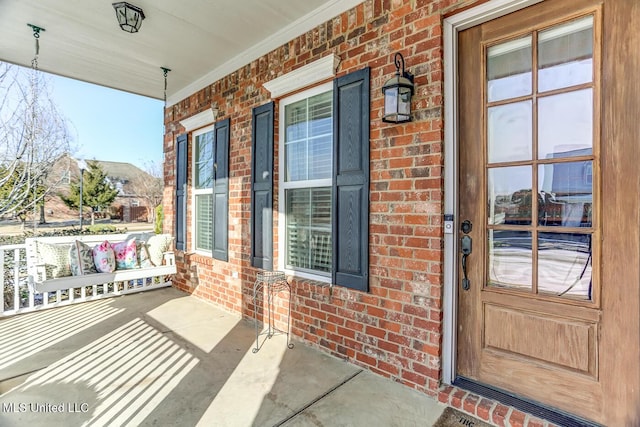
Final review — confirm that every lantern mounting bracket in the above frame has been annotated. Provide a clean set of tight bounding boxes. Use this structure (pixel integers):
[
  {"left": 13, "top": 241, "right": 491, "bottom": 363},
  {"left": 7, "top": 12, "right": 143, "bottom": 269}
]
[{"left": 393, "top": 52, "right": 414, "bottom": 88}]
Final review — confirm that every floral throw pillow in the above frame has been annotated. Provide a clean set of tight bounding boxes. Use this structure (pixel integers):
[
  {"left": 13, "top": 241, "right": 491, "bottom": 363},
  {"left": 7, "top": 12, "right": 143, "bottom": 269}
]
[
  {"left": 146, "top": 234, "right": 174, "bottom": 266},
  {"left": 92, "top": 240, "right": 116, "bottom": 273},
  {"left": 37, "top": 241, "right": 72, "bottom": 279},
  {"left": 69, "top": 240, "right": 98, "bottom": 276},
  {"left": 111, "top": 238, "right": 138, "bottom": 270}
]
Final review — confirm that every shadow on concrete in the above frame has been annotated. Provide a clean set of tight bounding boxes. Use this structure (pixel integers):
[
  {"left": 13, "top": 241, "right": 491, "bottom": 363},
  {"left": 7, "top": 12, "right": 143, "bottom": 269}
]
[{"left": 0, "top": 287, "right": 444, "bottom": 427}]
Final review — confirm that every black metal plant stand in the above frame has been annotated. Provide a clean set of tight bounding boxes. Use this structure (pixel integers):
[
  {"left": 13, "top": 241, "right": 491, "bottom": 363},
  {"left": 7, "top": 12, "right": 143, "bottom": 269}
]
[{"left": 252, "top": 271, "right": 294, "bottom": 353}]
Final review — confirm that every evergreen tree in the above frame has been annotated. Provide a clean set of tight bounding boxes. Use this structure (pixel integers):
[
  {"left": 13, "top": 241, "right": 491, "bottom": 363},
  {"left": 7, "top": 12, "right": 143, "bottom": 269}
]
[
  {"left": 60, "top": 161, "right": 118, "bottom": 225},
  {"left": 0, "top": 164, "right": 45, "bottom": 229}
]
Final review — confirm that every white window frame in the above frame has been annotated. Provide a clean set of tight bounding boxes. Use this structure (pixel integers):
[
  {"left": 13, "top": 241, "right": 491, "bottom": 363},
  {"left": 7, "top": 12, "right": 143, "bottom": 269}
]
[
  {"left": 192, "top": 125, "right": 214, "bottom": 255},
  {"left": 278, "top": 81, "right": 333, "bottom": 283}
]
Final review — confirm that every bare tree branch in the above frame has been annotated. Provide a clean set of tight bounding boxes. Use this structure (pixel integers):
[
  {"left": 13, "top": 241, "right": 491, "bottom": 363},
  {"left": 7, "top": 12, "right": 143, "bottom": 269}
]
[
  {"left": 0, "top": 62, "right": 73, "bottom": 217},
  {"left": 128, "top": 160, "right": 164, "bottom": 223}
]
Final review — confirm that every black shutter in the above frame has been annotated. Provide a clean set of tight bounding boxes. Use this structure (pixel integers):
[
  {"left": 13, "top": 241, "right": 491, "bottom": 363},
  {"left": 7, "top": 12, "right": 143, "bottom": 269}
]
[
  {"left": 212, "top": 118, "right": 230, "bottom": 261},
  {"left": 251, "top": 102, "right": 274, "bottom": 270},
  {"left": 175, "top": 133, "right": 188, "bottom": 251},
  {"left": 332, "top": 67, "right": 370, "bottom": 292}
]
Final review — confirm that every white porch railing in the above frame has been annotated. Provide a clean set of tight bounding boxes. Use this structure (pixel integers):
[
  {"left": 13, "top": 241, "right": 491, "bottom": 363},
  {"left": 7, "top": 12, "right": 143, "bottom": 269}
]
[
  {"left": 1, "top": 243, "right": 171, "bottom": 318},
  {"left": 1, "top": 243, "right": 30, "bottom": 316}
]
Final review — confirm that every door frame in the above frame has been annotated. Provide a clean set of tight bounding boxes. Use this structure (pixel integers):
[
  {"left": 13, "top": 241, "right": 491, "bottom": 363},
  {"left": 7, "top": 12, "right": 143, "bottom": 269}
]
[{"left": 441, "top": 0, "right": 544, "bottom": 384}]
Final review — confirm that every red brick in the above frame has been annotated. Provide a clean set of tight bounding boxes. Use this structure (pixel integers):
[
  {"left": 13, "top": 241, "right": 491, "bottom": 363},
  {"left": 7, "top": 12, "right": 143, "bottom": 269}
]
[
  {"left": 463, "top": 393, "right": 479, "bottom": 415},
  {"left": 508, "top": 409, "right": 526, "bottom": 427},
  {"left": 378, "top": 339, "right": 399, "bottom": 353},
  {"left": 401, "top": 370, "right": 427, "bottom": 387},
  {"left": 412, "top": 362, "right": 438, "bottom": 380},
  {"left": 491, "top": 404, "right": 510, "bottom": 427},
  {"left": 450, "top": 388, "right": 466, "bottom": 408},
  {"left": 355, "top": 352, "right": 377, "bottom": 367},
  {"left": 525, "top": 416, "right": 546, "bottom": 427},
  {"left": 377, "top": 360, "right": 400, "bottom": 376},
  {"left": 438, "top": 385, "right": 454, "bottom": 404},
  {"left": 476, "top": 398, "right": 494, "bottom": 421}
]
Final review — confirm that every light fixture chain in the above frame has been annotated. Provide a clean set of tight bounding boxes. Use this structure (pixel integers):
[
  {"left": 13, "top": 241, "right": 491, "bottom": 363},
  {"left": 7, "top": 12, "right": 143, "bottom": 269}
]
[
  {"left": 27, "top": 24, "right": 45, "bottom": 72},
  {"left": 161, "top": 67, "right": 171, "bottom": 104}
]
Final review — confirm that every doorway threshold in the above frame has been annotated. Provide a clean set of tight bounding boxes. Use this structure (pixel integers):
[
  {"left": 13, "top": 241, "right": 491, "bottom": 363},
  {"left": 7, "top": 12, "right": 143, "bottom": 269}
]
[{"left": 453, "top": 376, "right": 602, "bottom": 427}]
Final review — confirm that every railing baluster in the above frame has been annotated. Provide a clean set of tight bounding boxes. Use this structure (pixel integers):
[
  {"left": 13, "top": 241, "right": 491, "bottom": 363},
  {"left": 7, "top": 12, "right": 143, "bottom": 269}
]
[
  {"left": 27, "top": 247, "right": 34, "bottom": 309},
  {"left": 13, "top": 248, "right": 20, "bottom": 310}
]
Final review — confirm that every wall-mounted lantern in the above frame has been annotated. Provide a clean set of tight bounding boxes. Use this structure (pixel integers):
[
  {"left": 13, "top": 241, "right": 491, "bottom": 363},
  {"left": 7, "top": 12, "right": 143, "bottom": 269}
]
[
  {"left": 112, "top": 2, "right": 145, "bottom": 33},
  {"left": 382, "top": 53, "right": 415, "bottom": 123}
]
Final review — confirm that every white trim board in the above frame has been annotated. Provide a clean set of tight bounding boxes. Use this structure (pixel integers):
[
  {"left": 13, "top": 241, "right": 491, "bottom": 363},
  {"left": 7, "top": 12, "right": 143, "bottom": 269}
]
[
  {"left": 441, "top": 0, "right": 543, "bottom": 385},
  {"left": 263, "top": 54, "right": 339, "bottom": 99},
  {"left": 179, "top": 109, "right": 216, "bottom": 133}
]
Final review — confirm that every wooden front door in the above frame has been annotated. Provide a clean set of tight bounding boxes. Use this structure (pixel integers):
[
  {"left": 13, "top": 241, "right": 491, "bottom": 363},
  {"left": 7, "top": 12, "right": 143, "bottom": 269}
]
[{"left": 456, "top": 0, "right": 640, "bottom": 424}]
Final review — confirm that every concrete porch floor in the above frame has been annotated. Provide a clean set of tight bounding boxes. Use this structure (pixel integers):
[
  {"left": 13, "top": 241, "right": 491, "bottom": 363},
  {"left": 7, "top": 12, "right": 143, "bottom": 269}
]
[{"left": 0, "top": 287, "right": 445, "bottom": 426}]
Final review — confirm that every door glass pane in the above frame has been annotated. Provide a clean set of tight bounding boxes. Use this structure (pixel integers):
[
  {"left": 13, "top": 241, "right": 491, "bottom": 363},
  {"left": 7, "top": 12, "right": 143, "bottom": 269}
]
[
  {"left": 538, "top": 16, "right": 593, "bottom": 92},
  {"left": 538, "top": 233, "right": 592, "bottom": 300},
  {"left": 538, "top": 162, "right": 593, "bottom": 227},
  {"left": 488, "top": 230, "right": 532, "bottom": 290},
  {"left": 538, "top": 89, "right": 592, "bottom": 159},
  {"left": 488, "top": 101, "right": 532, "bottom": 163},
  {"left": 487, "top": 36, "right": 532, "bottom": 102},
  {"left": 488, "top": 166, "right": 532, "bottom": 225}
]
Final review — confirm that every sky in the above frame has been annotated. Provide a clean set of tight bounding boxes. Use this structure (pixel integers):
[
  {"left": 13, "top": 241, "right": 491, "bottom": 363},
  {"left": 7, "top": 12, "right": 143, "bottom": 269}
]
[{"left": 49, "top": 73, "right": 164, "bottom": 171}]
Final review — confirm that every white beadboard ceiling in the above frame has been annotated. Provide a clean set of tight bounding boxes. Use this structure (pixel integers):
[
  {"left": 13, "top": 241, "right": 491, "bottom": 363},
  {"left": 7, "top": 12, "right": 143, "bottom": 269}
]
[{"left": 0, "top": 0, "right": 363, "bottom": 106}]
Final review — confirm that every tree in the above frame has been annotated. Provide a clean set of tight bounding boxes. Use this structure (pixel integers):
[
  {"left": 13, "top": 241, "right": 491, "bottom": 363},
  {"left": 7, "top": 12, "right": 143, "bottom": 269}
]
[
  {"left": 0, "top": 164, "right": 45, "bottom": 229},
  {"left": 0, "top": 62, "right": 73, "bottom": 218},
  {"left": 60, "top": 161, "right": 118, "bottom": 225},
  {"left": 130, "top": 160, "right": 164, "bottom": 223}
]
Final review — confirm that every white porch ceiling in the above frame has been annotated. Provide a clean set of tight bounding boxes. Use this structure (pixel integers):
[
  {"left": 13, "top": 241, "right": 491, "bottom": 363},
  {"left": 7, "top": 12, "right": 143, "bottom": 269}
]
[{"left": 0, "top": 0, "right": 362, "bottom": 106}]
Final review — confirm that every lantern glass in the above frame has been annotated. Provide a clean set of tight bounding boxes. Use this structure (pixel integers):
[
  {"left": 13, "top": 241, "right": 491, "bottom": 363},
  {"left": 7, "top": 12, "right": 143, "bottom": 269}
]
[
  {"left": 382, "top": 78, "right": 413, "bottom": 123},
  {"left": 398, "top": 86, "right": 412, "bottom": 116},
  {"left": 384, "top": 86, "right": 399, "bottom": 120},
  {"left": 112, "top": 2, "right": 145, "bottom": 33}
]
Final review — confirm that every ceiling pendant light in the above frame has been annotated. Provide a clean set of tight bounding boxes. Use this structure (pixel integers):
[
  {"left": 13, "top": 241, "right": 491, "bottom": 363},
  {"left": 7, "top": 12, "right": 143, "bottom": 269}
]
[{"left": 112, "top": 2, "right": 145, "bottom": 33}]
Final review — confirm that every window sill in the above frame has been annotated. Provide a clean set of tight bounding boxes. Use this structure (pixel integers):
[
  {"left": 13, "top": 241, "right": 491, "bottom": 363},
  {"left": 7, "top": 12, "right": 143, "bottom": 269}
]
[
  {"left": 283, "top": 268, "right": 331, "bottom": 285},
  {"left": 185, "top": 251, "right": 214, "bottom": 266}
]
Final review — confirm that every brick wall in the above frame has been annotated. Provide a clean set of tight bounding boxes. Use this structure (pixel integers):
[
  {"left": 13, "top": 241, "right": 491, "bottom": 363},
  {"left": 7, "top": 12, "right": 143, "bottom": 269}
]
[{"left": 163, "top": 0, "right": 471, "bottom": 397}]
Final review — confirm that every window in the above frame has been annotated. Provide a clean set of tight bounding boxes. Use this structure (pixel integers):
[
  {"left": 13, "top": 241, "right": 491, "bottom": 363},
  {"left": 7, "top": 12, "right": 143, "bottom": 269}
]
[
  {"left": 193, "top": 126, "right": 214, "bottom": 253},
  {"left": 188, "top": 119, "right": 230, "bottom": 260},
  {"left": 280, "top": 83, "right": 333, "bottom": 279},
  {"left": 275, "top": 68, "right": 369, "bottom": 291}
]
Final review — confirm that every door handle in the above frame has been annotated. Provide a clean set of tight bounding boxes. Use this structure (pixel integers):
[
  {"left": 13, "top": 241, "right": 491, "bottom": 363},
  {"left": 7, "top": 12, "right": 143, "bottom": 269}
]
[{"left": 461, "top": 235, "right": 472, "bottom": 290}]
